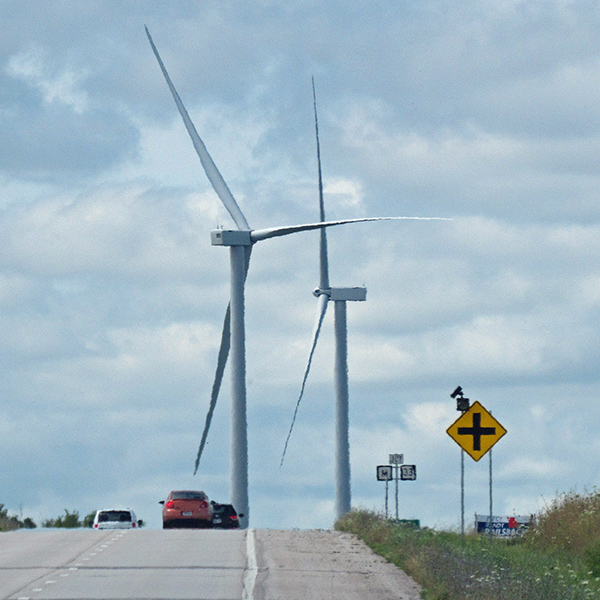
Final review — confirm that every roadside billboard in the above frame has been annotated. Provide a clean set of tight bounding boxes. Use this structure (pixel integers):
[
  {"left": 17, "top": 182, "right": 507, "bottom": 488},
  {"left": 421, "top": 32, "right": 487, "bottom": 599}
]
[{"left": 475, "top": 515, "right": 532, "bottom": 537}]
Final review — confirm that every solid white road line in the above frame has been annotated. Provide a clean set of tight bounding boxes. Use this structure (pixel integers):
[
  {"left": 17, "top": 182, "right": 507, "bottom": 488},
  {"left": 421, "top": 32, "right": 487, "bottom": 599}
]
[{"left": 243, "top": 528, "right": 258, "bottom": 600}]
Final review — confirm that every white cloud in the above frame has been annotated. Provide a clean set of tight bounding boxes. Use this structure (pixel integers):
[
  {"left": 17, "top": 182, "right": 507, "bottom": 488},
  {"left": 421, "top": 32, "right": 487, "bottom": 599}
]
[
  {"left": 323, "top": 178, "right": 364, "bottom": 212},
  {"left": 6, "top": 47, "right": 89, "bottom": 113}
]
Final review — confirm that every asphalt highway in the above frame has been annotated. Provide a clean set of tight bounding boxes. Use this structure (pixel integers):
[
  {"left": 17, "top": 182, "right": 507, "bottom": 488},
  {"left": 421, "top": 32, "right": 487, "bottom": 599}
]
[{"left": 0, "top": 528, "right": 421, "bottom": 600}]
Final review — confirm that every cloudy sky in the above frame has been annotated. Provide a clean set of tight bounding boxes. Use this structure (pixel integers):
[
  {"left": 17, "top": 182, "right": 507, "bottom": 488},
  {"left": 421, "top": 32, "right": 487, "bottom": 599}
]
[{"left": 1, "top": 0, "right": 600, "bottom": 530}]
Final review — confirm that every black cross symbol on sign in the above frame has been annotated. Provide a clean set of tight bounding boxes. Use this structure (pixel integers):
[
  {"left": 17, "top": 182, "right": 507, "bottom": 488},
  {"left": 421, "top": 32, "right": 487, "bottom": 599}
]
[
  {"left": 447, "top": 401, "right": 506, "bottom": 461},
  {"left": 457, "top": 412, "right": 496, "bottom": 451}
]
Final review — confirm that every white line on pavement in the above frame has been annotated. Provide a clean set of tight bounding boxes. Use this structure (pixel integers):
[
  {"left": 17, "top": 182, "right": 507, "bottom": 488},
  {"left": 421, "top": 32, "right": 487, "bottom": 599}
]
[{"left": 243, "top": 528, "right": 258, "bottom": 600}]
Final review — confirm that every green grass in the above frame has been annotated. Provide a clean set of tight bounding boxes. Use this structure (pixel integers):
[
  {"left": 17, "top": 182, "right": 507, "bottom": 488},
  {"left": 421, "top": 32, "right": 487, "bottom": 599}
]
[{"left": 335, "top": 491, "right": 600, "bottom": 600}]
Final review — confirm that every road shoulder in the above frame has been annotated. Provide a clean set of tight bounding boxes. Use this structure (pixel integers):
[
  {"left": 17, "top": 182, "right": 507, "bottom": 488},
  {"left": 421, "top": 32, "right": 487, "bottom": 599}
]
[{"left": 253, "top": 529, "right": 422, "bottom": 600}]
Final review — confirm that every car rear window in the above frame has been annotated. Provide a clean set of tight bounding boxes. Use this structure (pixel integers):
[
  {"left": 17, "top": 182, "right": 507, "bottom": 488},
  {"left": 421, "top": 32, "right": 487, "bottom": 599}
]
[
  {"left": 212, "top": 504, "right": 236, "bottom": 516},
  {"left": 98, "top": 511, "right": 132, "bottom": 522},
  {"left": 170, "top": 491, "right": 207, "bottom": 501}
]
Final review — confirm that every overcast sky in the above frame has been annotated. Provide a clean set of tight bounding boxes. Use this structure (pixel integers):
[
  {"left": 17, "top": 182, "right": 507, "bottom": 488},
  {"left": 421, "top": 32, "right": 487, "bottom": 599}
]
[{"left": 1, "top": 0, "right": 600, "bottom": 530}]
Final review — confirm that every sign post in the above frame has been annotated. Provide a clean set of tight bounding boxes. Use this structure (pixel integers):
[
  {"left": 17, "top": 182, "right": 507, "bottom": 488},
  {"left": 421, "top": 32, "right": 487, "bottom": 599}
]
[
  {"left": 489, "top": 448, "right": 493, "bottom": 541},
  {"left": 389, "top": 454, "right": 404, "bottom": 519},
  {"left": 450, "top": 386, "right": 470, "bottom": 536},
  {"left": 461, "top": 448, "right": 465, "bottom": 536},
  {"left": 377, "top": 461, "right": 415, "bottom": 520},
  {"left": 447, "top": 400, "right": 507, "bottom": 539},
  {"left": 377, "top": 465, "right": 393, "bottom": 517}
]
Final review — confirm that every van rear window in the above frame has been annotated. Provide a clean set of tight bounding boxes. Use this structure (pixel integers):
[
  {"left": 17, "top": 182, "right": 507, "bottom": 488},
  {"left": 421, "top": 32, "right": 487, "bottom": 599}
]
[{"left": 98, "top": 511, "right": 132, "bottom": 522}]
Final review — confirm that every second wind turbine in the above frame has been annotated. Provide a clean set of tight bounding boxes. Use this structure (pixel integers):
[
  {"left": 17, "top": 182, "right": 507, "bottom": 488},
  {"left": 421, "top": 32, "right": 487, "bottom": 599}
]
[{"left": 280, "top": 80, "right": 367, "bottom": 519}]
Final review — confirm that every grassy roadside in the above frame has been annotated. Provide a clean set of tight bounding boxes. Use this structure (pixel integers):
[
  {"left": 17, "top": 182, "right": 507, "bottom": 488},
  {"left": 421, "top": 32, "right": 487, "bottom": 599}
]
[{"left": 335, "top": 491, "right": 600, "bottom": 600}]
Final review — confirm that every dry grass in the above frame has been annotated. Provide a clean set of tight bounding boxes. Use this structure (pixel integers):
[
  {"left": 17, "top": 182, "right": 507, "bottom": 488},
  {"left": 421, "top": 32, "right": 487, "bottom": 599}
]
[
  {"left": 527, "top": 489, "right": 600, "bottom": 553},
  {"left": 526, "top": 488, "right": 600, "bottom": 578}
]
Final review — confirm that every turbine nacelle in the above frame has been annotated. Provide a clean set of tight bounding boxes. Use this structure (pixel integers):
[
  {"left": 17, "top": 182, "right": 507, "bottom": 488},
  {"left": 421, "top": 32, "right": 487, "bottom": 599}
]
[
  {"left": 312, "top": 287, "right": 367, "bottom": 301},
  {"left": 211, "top": 230, "right": 252, "bottom": 246},
  {"left": 330, "top": 287, "right": 367, "bottom": 302}
]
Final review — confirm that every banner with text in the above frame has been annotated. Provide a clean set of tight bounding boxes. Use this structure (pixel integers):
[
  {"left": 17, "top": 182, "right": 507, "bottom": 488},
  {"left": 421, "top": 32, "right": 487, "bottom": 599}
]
[{"left": 475, "top": 515, "right": 532, "bottom": 537}]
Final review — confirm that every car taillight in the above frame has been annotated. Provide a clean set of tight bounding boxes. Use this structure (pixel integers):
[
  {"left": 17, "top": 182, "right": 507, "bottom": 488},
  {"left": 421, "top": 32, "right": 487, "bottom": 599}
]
[
  {"left": 230, "top": 515, "right": 238, "bottom": 520},
  {"left": 93, "top": 523, "right": 98, "bottom": 528},
  {"left": 200, "top": 501, "right": 208, "bottom": 509},
  {"left": 166, "top": 501, "right": 175, "bottom": 508},
  {"left": 132, "top": 522, "right": 136, "bottom": 527}
]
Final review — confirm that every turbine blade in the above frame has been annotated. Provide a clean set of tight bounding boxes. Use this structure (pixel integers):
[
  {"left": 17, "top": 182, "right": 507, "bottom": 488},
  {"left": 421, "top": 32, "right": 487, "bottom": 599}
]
[
  {"left": 193, "top": 246, "right": 253, "bottom": 473},
  {"left": 280, "top": 293, "right": 329, "bottom": 467},
  {"left": 145, "top": 26, "right": 250, "bottom": 231},
  {"left": 251, "top": 216, "right": 451, "bottom": 242},
  {"left": 312, "top": 78, "right": 329, "bottom": 291},
  {"left": 194, "top": 303, "right": 230, "bottom": 474}
]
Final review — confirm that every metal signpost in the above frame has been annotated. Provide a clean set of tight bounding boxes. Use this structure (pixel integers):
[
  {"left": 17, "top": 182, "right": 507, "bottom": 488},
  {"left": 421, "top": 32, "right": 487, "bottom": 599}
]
[
  {"left": 449, "top": 386, "right": 470, "bottom": 536},
  {"left": 447, "top": 393, "right": 507, "bottom": 539},
  {"left": 377, "top": 465, "right": 393, "bottom": 517},
  {"left": 389, "top": 454, "right": 404, "bottom": 519},
  {"left": 377, "top": 458, "right": 416, "bottom": 520}
]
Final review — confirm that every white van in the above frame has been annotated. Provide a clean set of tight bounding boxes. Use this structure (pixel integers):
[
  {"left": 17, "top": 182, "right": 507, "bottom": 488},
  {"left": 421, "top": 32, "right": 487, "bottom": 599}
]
[{"left": 92, "top": 509, "right": 141, "bottom": 530}]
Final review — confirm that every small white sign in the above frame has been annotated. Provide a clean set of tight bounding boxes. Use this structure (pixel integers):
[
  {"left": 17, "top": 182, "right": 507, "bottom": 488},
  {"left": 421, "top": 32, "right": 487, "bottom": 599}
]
[
  {"left": 389, "top": 453, "right": 404, "bottom": 464},
  {"left": 377, "top": 465, "right": 393, "bottom": 481}
]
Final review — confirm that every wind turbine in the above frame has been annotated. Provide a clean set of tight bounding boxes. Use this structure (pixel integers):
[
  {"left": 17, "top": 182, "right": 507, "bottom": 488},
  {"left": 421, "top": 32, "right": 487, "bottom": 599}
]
[
  {"left": 146, "top": 27, "right": 447, "bottom": 528},
  {"left": 280, "top": 81, "right": 367, "bottom": 519}
]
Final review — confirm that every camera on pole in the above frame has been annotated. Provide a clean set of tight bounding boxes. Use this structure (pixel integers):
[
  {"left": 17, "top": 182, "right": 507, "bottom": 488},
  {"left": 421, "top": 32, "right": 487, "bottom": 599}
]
[{"left": 451, "top": 385, "right": 470, "bottom": 412}]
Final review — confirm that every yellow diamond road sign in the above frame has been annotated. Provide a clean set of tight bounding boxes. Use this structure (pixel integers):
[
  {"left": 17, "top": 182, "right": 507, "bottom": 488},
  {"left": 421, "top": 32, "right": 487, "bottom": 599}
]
[{"left": 447, "top": 401, "right": 507, "bottom": 462}]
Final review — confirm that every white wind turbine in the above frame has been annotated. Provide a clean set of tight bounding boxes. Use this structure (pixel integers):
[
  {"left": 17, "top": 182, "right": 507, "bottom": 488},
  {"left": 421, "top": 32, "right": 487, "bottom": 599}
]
[
  {"left": 146, "top": 27, "right": 447, "bottom": 528},
  {"left": 280, "top": 80, "right": 367, "bottom": 519},
  {"left": 280, "top": 83, "right": 452, "bottom": 520}
]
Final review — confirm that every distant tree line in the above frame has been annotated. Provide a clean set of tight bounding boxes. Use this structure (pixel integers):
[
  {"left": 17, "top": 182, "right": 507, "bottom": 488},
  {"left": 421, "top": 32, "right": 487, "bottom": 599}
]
[
  {"left": 0, "top": 506, "right": 98, "bottom": 531},
  {"left": 42, "top": 509, "right": 96, "bottom": 528},
  {"left": 0, "top": 504, "right": 36, "bottom": 531},
  {"left": 1, "top": 506, "right": 144, "bottom": 530}
]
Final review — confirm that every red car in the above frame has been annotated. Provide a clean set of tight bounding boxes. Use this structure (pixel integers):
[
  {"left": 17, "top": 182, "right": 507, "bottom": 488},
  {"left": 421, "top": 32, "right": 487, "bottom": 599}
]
[{"left": 160, "top": 490, "right": 213, "bottom": 528}]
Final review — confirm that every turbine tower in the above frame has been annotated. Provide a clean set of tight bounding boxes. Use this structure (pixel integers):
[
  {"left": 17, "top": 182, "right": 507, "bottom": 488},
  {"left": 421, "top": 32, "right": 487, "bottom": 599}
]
[
  {"left": 280, "top": 81, "right": 367, "bottom": 518},
  {"left": 145, "top": 28, "right": 436, "bottom": 528}
]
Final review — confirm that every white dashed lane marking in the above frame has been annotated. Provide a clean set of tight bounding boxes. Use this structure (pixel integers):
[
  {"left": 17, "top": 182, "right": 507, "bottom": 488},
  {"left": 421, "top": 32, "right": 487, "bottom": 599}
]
[{"left": 14, "top": 531, "right": 127, "bottom": 599}]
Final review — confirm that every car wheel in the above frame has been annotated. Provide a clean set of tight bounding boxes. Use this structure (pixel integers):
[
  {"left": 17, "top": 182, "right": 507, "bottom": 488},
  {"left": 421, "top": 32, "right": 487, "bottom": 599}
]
[{"left": 162, "top": 521, "right": 171, "bottom": 529}]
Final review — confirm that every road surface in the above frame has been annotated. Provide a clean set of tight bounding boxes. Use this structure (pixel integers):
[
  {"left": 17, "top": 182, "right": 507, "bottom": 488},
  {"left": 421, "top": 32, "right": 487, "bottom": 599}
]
[{"left": 0, "top": 528, "right": 421, "bottom": 600}]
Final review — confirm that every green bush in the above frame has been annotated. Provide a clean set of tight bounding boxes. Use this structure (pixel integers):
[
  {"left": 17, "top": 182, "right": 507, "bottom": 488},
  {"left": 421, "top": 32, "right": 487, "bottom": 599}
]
[
  {"left": 43, "top": 509, "right": 82, "bottom": 528},
  {"left": 83, "top": 511, "right": 96, "bottom": 528},
  {"left": 19, "top": 517, "right": 36, "bottom": 529}
]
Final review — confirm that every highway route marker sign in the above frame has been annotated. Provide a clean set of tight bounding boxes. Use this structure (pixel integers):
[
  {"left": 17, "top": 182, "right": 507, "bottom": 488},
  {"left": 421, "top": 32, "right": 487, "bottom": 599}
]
[
  {"left": 400, "top": 465, "right": 417, "bottom": 480},
  {"left": 446, "top": 400, "right": 507, "bottom": 461},
  {"left": 377, "top": 465, "right": 393, "bottom": 481},
  {"left": 389, "top": 453, "right": 404, "bottom": 464}
]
